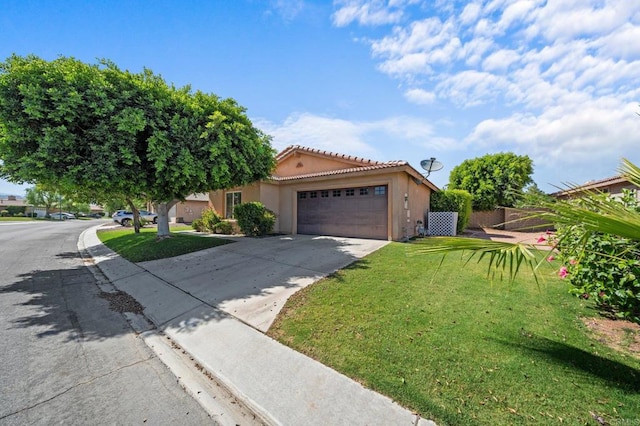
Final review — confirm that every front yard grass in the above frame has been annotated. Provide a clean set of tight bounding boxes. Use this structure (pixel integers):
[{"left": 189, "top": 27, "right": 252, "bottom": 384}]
[
  {"left": 97, "top": 227, "right": 231, "bottom": 262},
  {"left": 268, "top": 242, "right": 640, "bottom": 425}
]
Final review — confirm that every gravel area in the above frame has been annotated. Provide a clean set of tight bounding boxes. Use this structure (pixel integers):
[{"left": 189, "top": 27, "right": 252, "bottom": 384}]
[{"left": 99, "top": 290, "right": 145, "bottom": 314}]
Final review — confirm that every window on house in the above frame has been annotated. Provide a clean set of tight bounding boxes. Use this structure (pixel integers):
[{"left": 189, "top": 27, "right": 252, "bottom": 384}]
[
  {"left": 310, "top": 191, "right": 318, "bottom": 198},
  {"left": 374, "top": 186, "right": 386, "bottom": 196},
  {"left": 332, "top": 190, "right": 341, "bottom": 197},
  {"left": 321, "top": 190, "right": 329, "bottom": 198},
  {"left": 225, "top": 192, "right": 241, "bottom": 218},
  {"left": 359, "top": 187, "right": 369, "bottom": 196},
  {"left": 299, "top": 192, "right": 307, "bottom": 199},
  {"left": 345, "top": 189, "right": 355, "bottom": 196}
]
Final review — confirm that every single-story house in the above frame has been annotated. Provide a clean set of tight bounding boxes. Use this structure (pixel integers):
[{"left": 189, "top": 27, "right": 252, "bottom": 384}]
[
  {"left": 209, "top": 145, "right": 438, "bottom": 241},
  {"left": 169, "top": 193, "right": 210, "bottom": 223},
  {"left": 0, "top": 195, "right": 25, "bottom": 208},
  {"left": 552, "top": 175, "right": 640, "bottom": 200}
]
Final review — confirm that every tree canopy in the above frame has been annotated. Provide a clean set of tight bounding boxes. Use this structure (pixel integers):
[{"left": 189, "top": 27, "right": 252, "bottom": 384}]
[
  {"left": 448, "top": 152, "right": 534, "bottom": 211},
  {"left": 0, "top": 55, "right": 276, "bottom": 235}
]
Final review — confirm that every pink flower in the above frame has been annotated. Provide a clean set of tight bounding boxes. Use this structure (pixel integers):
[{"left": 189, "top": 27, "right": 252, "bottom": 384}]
[
  {"left": 547, "top": 255, "right": 555, "bottom": 262},
  {"left": 569, "top": 259, "right": 577, "bottom": 265},
  {"left": 537, "top": 236, "right": 546, "bottom": 243},
  {"left": 558, "top": 266, "right": 568, "bottom": 279}
]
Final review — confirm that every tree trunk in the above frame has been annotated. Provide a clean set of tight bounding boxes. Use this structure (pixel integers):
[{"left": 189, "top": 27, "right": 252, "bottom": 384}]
[
  {"left": 126, "top": 199, "right": 141, "bottom": 233},
  {"left": 155, "top": 202, "right": 172, "bottom": 238}
]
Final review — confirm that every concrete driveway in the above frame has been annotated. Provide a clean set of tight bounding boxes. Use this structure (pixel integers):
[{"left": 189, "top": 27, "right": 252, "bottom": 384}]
[{"left": 138, "top": 234, "right": 389, "bottom": 332}]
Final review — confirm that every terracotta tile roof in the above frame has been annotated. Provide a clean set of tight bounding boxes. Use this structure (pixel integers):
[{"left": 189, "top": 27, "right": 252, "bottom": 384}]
[
  {"left": 271, "top": 161, "right": 409, "bottom": 181},
  {"left": 551, "top": 175, "right": 631, "bottom": 196},
  {"left": 271, "top": 145, "right": 439, "bottom": 190},
  {"left": 276, "top": 145, "right": 389, "bottom": 166}
]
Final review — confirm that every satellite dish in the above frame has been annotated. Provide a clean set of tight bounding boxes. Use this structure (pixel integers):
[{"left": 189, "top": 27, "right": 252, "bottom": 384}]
[{"left": 420, "top": 157, "right": 443, "bottom": 177}]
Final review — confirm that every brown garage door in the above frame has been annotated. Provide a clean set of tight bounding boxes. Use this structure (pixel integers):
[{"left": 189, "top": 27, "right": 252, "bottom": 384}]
[{"left": 297, "top": 185, "right": 388, "bottom": 239}]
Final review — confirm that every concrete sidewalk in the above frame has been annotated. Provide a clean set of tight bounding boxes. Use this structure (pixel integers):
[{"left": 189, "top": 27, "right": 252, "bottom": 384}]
[{"left": 80, "top": 225, "right": 435, "bottom": 426}]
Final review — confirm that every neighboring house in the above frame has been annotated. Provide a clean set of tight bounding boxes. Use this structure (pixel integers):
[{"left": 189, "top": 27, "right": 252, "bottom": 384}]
[
  {"left": 552, "top": 175, "right": 640, "bottom": 200},
  {"left": 0, "top": 195, "right": 44, "bottom": 216},
  {"left": 0, "top": 195, "right": 25, "bottom": 210},
  {"left": 169, "top": 193, "right": 210, "bottom": 223},
  {"left": 209, "top": 145, "right": 437, "bottom": 241}
]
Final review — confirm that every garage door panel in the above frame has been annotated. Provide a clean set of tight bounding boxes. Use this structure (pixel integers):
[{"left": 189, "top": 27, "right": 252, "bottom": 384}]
[{"left": 297, "top": 185, "right": 387, "bottom": 239}]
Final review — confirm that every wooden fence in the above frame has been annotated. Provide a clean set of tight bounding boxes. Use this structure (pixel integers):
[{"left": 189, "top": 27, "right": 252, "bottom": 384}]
[{"left": 469, "top": 208, "right": 553, "bottom": 231}]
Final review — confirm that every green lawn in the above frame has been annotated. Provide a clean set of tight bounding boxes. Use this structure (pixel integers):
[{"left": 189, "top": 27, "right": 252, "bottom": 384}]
[
  {"left": 0, "top": 216, "right": 38, "bottom": 221},
  {"left": 97, "top": 227, "right": 231, "bottom": 262},
  {"left": 268, "top": 242, "right": 640, "bottom": 425}
]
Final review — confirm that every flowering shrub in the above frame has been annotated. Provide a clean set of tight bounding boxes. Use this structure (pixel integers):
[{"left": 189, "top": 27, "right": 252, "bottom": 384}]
[{"left": 552, "top": 190, "right": 640, "bottom": 323}]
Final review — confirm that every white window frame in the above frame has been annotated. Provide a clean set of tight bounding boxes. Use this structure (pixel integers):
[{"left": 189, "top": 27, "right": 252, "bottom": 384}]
[{"left": 225, "top": 191, "right": 242, "bottom": 218}]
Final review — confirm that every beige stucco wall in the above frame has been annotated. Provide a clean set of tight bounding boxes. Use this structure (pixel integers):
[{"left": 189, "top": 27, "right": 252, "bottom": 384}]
[
  {"left": 259, "top": 182, "right": 280, "bottom": 230},
  {"left": 386, "top": 172, "right": 431, "bottom": 240},
  {"left": 210, "top": 182, "right": 261, "bottom": 218},
  {"left": 276, "top": 153, "right": 362, "bottom": 177},
  {"left": 172, "top": 200, "right": 209, "bottom": 223},
  {"left": 273, "top": 170, "right": 431, "bottom": 241},
  {"left": 207, "top": 161, "right": 433, "bottom": 241}
]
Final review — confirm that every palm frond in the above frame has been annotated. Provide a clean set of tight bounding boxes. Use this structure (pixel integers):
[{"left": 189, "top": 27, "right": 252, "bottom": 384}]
[{"left": 409, "top": 237, "right": 541, "bottom": 284}]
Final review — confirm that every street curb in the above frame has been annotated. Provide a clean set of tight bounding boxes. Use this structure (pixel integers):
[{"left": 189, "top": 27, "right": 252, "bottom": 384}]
[{"left": 77, "top": 225, "right": 268, "bottom": 425}]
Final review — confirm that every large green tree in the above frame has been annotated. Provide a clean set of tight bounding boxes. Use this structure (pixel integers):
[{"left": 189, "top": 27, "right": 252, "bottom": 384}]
[
  {"left": 448, "top": 152, "right": 534, "bottom": 210},
  {"left": 25, "top": 184, "right": 59, "bottom": 215},
  {"left": 0, "top": 55, "right": 276, "bottom": 236}
]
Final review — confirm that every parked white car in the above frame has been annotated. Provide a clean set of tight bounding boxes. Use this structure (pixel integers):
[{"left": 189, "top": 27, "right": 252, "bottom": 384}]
[
  {"left": 50, "top": 212, "right": 76, "bottom": 220},
  {"left": 112, "top": 210, "right": 158, "bottom": 226}
]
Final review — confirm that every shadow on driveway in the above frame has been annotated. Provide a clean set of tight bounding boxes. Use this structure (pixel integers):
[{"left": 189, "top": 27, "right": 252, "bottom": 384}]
[{"left": 132, "top": 234, "right": 387, "bottom": 332}]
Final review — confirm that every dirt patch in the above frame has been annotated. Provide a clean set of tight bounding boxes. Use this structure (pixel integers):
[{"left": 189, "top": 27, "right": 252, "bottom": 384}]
[
  {"left": 582, "top": 317, "right": 640, "bottom": 358},
  {"left": 99, "top": 290, "right": 144, "bottom": 314}
]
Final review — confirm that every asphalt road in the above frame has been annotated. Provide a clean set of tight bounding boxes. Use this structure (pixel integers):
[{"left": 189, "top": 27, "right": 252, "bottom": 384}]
[{"left": 0, "top": 219, "right": 213, "bottom": 425}]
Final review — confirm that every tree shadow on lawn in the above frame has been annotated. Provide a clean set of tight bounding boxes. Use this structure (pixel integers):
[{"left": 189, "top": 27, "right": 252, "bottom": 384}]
[
  {"left": 324, "top": 258, "right": 371, "bottom": 282},
  {"left": 491, "top": 335, "right": 640, "bottom": 392}
]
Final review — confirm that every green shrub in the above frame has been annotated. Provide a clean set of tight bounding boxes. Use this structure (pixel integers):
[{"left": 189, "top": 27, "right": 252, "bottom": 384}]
[
  {"left": 213, "top": 220, "right": 234, "bottom": 235},
  {"left": 7, "top": 206, "right": 25, "bottom": 216},
  {"left": 234, "top": 202, "right": 276, "bottom": 237},
  {"left": 201, "top": 208, "right": 222, "bottom": 232},
  {"left": 555, "top": 226, "right": 640, "bottom": 323},
  {"left": 430, "top": 189, "right": 472, "bottom": 233},
  {"left": 554, "top": 190, "right": 640, "bottom": 323},
  {"left": 0, "top": 210, "right": 9, "bottom": 217},
  {"left": 191, "top": 218, "right": 205, "bottom": 232}
]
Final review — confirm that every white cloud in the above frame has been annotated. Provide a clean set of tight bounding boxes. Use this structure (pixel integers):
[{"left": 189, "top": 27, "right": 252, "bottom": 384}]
[
  {"left": 404, "top": 88, "right": 436, "bottom": 104},
  {"left": 269, "top": 0, "right": 305, "bottom": 21},
  {"left": 482, "top": 49, "right": 520, "bottom": 72},
  {"left": 332, "top": 0, "right": 416, "bottom": 26},
  {"left": 255, "top": 113, "right": 375, "bottom": 154},
  {"left": 254, "top": 112, "right": 445, "bottom": 156},
  {"left": 331, "top": 1, "right": 640, "bottom": 187},
  {"left": 528, "top": 1, "right": 640, "bottom": 41},
  {"left": 435, "top": 70, "right": 512, "bottom": 107},
  {"left": 459, "top": 2, "right": 481, "bottom": 26},
  {"left": 596, "top": 23, "right": 640, "bottom": 60},
  {"left": 466, "top": 100, "right": 640, "bottom": 170}
]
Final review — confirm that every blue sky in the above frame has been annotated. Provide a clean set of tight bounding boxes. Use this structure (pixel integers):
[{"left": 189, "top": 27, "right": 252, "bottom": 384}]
[{"left": 2, "top": 0, "right": 639, "bottom": 195}]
